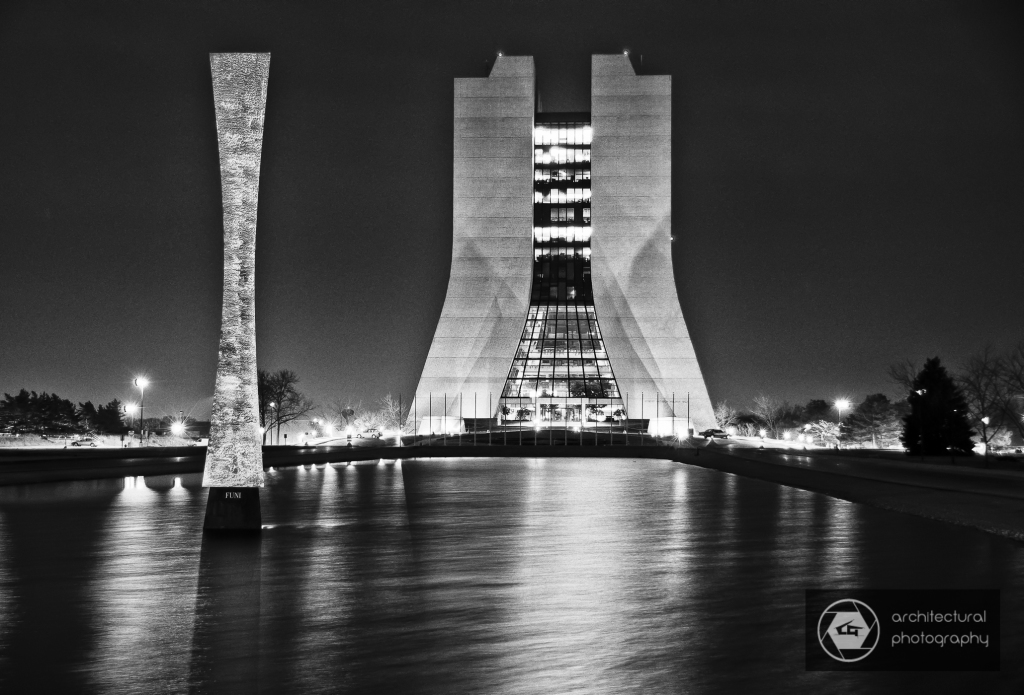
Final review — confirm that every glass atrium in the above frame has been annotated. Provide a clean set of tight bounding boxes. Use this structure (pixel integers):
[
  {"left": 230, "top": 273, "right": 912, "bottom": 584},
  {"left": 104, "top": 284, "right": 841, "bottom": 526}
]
[{"left": 499, "top": 115, "right": 625, "bottom": 427}]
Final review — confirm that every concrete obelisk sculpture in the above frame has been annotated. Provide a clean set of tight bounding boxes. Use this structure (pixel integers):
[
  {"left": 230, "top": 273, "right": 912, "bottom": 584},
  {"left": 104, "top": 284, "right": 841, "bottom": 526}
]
[{"left": 202, "top": 53, "right": 270, "bottom": 531}]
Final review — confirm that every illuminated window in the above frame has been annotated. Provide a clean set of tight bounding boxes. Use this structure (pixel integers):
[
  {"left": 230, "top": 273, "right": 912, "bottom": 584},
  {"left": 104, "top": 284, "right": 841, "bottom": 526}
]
[{"left": 500, "top": 117, "right": 622, "bottom": 421}]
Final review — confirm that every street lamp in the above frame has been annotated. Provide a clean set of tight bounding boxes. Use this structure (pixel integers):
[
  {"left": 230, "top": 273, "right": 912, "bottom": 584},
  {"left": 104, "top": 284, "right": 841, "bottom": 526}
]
[
  {"left": 981, "top": 416, "right": 990, "bottom": 467},
  {"left": 122, "top": 403, "right": 138, "bottom": 447},
  {"left": 134, "top": 377, "right": 149, "bottom": 446},
  {"left": 834, "top": 398, "right": 851, "bottom": 450},
  {"left": 269, "top": 401, "right": 277, "bottom": 445}
]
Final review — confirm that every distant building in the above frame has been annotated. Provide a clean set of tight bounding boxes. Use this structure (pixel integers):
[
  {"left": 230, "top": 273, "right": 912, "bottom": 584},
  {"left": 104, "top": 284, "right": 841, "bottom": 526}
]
[{"left": 411, "top": 54, "right": 714, "bottom": 434}]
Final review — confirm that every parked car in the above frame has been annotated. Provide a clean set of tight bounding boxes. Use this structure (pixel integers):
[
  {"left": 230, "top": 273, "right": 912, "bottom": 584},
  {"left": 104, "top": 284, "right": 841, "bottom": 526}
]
[
  {"left": 71, "top": 438, "right": 97, "bottom": 447},
  {"left": 699, "top": 429, "right": 729, "bottom": 439},
  {"left": 356, "top": 428, "right": 382, "bottom": 439}
]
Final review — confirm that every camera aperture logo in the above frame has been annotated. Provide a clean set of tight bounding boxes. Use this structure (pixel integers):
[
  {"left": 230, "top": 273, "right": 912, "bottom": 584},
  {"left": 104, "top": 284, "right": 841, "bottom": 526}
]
[{"left": 817, "top": 599, "right": 879, "bottom": 662}]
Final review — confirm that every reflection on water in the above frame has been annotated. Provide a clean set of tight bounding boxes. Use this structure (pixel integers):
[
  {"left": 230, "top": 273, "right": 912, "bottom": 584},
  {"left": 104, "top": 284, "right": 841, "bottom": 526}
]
[{"left": 0, "top": 459, "right": 1021, "bottom": 693}]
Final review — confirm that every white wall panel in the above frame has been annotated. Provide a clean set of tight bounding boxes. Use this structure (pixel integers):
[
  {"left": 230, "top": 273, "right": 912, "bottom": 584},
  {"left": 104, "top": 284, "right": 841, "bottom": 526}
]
[
  {"left": 412, "top": 58, "right": 535, "bottom": 422},
  {"left": 591, "top": 54, "right": 715, "bottom": 429}
]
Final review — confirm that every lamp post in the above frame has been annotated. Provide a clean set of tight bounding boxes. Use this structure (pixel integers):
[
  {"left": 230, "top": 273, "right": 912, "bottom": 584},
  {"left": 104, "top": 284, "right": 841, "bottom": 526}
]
[
  {"left": 915, "top": 388, "right": 927, "bottom": 460},
  {"left": 269, "top": 402, "right": 277, "bottom": 445},
  {"left": 122, "top": 403, "right": 138, "bottom": 447},
  {"left": 834, "top": 398, "right": 851, "bottom": 450},
  {"left": 134, "top": 377, "right": 149, "bottom": 446},
  {"left": 980, "top": 416, "right": 990, "bottom": 467}
]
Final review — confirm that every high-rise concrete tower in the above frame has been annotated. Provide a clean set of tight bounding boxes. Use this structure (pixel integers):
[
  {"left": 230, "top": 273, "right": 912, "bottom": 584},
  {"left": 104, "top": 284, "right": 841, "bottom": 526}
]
[
  {"left": 202, "top": 53, "right": 270, "bottom": 531},
  {"left": 412, "top": 53, "right": 714, "bottom": 434}
]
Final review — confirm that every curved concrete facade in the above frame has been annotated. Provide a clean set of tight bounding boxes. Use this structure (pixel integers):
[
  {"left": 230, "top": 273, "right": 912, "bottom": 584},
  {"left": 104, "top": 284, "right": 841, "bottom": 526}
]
[
  {"left": 412, "top": 54, "right": 715, "bottom": 431},
  {"left": 411, "top": 56, "right": 535, "bottom": 420},
  {"left": 591, "top": 54, "right": 715, "bottom": 429}
]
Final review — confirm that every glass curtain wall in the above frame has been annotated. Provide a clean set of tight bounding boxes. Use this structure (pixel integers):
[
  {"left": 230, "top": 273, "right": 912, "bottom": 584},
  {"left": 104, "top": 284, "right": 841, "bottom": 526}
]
[{"left": 499, "top": 114, "right": 625, "bottom": 428}]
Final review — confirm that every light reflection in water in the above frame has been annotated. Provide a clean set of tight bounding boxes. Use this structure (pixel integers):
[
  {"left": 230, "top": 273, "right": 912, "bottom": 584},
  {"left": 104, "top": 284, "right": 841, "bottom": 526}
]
[{"left": 0, "top": 459, "right": 1019, "bottom": 694}]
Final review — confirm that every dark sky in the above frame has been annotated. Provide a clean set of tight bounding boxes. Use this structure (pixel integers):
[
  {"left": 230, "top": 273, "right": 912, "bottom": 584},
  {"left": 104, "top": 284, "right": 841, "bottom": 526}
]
[{"left": 1, "top": 0, "right": 1021, "bottom": 420}]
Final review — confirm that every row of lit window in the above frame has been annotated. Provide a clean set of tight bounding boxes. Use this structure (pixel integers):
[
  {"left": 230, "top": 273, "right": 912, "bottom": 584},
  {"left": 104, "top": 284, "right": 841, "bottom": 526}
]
[
  {"left": 496, "top": 405, "right": 624, "bottom": 423},
  {"left": 535, "top": 148, "right": 591, "bottom": 165},
  {"left": 534, "top": 227, "right": 592, "bottom": 244},
  {"left": 534, "top": 125, "right": 592, "bottom": 146},
  {"left": 535, "top": 169, "right": 590, "bottom": 183},
  {"left": 513, "top": 357, "right": 612, "bottom": 368},
  {"left": 510, "top": 359, "right": 615, "bottom": 377},
  {"left": 534, "top": 286, "right": 585, "bottom": 301},
  {"left": 521, "top": 312, "right": 603, "bottom": 332},
  {"left": 534, "top": 247, "right": 591, "bottom": 260},
  {"left": 535, "top": 188, "right": 591, "bottom": 204},
  {"left": 528, "top": 305, "right": 599, "bottom": 320},
  {"left": 520, "top": 325, "right": 604, "bottom": 342},
  {"left": 546, "top": 209, "right": 592, "bottom": 224},
  {"left": 516, "top": 341, "right": 609, "bottom": 357},
  {"left": 502, "top": 378, "right": 620, "bottom": 399},
  {"left": 521, "top": 322, "right": 604, "bottom": 340}
]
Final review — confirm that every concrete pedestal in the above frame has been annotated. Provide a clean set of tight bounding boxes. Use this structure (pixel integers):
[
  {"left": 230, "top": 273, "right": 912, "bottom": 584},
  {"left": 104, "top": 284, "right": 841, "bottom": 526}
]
[{"left": 203, "top": 488, "right": 262, "bottom": 532}]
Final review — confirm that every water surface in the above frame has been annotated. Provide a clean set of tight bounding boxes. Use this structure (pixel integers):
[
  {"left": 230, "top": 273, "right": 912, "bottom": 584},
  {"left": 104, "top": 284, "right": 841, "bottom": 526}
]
[{"left": 0, "top": 458, "right": 1020, "bottom": 693}]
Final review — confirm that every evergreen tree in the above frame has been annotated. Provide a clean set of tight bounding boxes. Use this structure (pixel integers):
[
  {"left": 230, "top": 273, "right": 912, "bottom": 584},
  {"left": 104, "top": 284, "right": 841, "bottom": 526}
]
[
  {"left": 901, "top": 357, "right": 975, "bottom": 456},
  {"left": 844, "top": 394, "right": 905, "bottom": 448},
  {"left": 78, "top": 401, "right": 99, "bottom": 431},
  {"left": 800, "top": 399, "right": 833, "bottom": 423},
  {"left": 95, "top": 399, "right": 126, "bottom": 434},
  {"left": 0, "top": 390, "right": 86, "bottom": 434}
]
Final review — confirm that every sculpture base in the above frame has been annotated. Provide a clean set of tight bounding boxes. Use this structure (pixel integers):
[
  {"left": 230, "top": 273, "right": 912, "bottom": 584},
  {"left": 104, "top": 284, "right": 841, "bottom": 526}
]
[{"left": 204, "top": 487, "right": 262, "bottom": 532}]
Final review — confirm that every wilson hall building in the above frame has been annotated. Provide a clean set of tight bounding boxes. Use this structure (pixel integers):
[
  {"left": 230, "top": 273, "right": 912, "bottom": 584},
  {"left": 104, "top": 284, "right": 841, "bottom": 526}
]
[{"left": 411, "top": 53, "right": 715, "bottom": 435}]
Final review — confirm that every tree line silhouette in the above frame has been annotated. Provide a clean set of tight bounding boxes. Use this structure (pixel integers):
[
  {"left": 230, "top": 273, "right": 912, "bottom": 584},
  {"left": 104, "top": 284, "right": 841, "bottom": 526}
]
[{"left": 0, "top": 390, "right": 128, "bottom": 435}]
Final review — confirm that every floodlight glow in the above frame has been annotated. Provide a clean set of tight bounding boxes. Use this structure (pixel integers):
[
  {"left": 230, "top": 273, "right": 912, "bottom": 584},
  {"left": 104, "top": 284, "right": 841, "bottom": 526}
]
[
  {"left": 759, "top": 429, "right": 767, "bottom": 438},
  {"left": 134, "top": 377, "right": 149, "bottom": 390},
  {"left": 727, "top": 427, "right": 736, "bottom": 436},
  {"left": 124, "top": 403, "right": 139, "bottom": 415},
  {"left": 170, "top": 422, "right": 186, "bottom": 436},
  {"left": 835, "top": 398, "right": 851, "bottom": 412},
  {"left": 783, "top": 431, "right": 791, "bottom": 440}
]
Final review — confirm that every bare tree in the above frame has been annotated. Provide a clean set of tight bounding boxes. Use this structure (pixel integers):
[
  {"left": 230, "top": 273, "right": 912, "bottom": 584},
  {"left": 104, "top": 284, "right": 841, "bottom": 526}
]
[
  {"left": 714, "top": 401, "right": 739, "bottom": 430},
  {"left": 957, "top": 346, "right": 1012, "bottom": 452},
  {"left": 887, "top": 359, "right": 918, "bottom": 391},
  {"left": 258, "top": 369, "right": 315, "bottom": 444},
  {"left": 806, "top": 420, "right": 841, "bottom": 448},
  {"left": 321, "top": 398, "right": 361, "bottom": 432},
  {"left": 374, "top": 393, "right": 411, "bottom": 433},
  {"left": 1001, "top": 342, "right": 1024, "bottom": 441},
  {"left": 751, "top": 394, "right": 785, "bottom": 438}
]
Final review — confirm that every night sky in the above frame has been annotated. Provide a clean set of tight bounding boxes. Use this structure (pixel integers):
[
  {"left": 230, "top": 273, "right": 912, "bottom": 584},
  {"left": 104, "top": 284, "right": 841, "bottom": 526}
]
[{"left": 1, "top": 1, "right": 1021, "bottom": 420}]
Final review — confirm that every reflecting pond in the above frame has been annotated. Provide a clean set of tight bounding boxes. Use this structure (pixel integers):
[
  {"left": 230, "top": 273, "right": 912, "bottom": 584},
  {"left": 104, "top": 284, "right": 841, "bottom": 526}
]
[{"left": 0, "top": 458, "right": 1021, "bottom": 693}]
